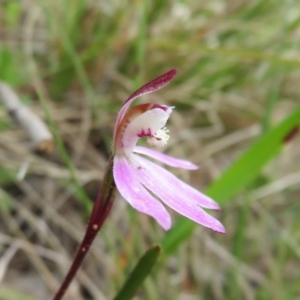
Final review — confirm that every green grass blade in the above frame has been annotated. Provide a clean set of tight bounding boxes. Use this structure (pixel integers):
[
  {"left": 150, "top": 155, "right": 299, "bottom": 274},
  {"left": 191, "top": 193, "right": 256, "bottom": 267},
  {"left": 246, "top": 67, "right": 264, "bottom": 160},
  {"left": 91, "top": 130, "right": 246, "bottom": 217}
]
[
  {"left": 161, "top": 106, "right": 300, "bottom": 255},
  {"left": 0, "top": 288, "right": 39, "bottom": 300},
  {"left": 113, "top": 245, "right": 162, "bottom": 300}
]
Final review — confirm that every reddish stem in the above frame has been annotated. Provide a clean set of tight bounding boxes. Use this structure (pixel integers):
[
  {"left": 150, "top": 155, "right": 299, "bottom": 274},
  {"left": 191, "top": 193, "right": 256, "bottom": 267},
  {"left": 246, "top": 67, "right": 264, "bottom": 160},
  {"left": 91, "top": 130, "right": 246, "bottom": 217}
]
[
  {"left": 283, "top": 126, "right": 299, "bottom": 144},
  {"left": 53, "top": 156, "right": 115, "bottom": 300}
]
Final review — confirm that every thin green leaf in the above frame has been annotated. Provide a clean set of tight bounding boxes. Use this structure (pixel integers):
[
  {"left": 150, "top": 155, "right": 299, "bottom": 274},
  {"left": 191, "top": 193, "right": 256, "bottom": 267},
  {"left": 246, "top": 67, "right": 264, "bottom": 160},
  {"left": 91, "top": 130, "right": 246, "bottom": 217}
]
[
  {"left": 161, "top": 106, "right": 300, "bottom": 255},
  {"left": 113, "top": 245, "right": 162, "bottom": 300},
  {"left": 0, "top": 288, "right": 39, "bottom": 300}
]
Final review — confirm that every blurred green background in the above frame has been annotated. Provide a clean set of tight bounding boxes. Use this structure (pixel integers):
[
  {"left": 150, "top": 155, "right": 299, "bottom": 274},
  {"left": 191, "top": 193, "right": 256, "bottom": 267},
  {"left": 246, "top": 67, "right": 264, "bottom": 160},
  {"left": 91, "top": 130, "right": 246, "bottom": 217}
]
[{"left": 0, "top": 0, "right": 300, "bottom": 299}]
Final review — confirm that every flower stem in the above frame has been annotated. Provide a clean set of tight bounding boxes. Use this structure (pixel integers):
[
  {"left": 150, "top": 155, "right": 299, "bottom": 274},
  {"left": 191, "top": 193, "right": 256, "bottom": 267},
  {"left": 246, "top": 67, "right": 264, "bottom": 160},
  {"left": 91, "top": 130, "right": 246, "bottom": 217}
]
[{"left": 53, "top": 155, "right": 115, "bottom": 300}]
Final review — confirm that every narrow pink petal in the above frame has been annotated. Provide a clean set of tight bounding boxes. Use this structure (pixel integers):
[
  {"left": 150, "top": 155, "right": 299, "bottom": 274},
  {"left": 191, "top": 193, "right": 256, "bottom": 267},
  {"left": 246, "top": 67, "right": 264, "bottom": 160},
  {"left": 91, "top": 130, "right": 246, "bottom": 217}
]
[
  {"left": 134, "top": 154, "right": 220, "bottom": 210},
  {"left": 114, "top": 69, "right": 177, "bottom": 139},
  {"left": 132, "top": 155, "right": 225, "bottom": 233},
  {"left": 113, "top": 156, "right": 172, "bottom": 230},
  {"left": 134, "top": 146, "right": 198, "bottom": 170}
]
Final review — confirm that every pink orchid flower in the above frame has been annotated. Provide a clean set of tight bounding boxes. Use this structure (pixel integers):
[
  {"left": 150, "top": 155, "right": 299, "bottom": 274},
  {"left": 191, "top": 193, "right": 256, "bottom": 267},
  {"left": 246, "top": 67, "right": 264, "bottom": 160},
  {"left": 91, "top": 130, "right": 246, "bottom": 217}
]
[{"left": 113, "top": 69, "right": 225, "bottom": 233}]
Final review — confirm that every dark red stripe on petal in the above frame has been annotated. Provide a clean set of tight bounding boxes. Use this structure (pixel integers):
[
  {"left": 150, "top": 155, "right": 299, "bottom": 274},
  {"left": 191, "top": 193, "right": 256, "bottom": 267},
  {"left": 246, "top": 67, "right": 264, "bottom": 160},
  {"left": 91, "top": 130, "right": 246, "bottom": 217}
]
[{"left": 125, "top": 69, "right": 178, "bottom": 105}]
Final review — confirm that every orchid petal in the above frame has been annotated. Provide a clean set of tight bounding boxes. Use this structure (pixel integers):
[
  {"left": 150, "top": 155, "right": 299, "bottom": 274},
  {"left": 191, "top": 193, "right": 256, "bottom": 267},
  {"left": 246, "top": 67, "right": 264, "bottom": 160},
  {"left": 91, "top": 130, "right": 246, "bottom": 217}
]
[
  {"left": 133, "top": 154, "right": 220, "bottom": 210},
  {"left": 133, "top": 146, "right": 198, "bottom": 170},
  {"left": 131, "top": 155, "right": 225, "bottom": 233},
  {"left": 113, "top": 156, "right": 172, "bottom": 230},
  {"left": 114, "top": 69, "right": 177, "bottom": 139}
]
